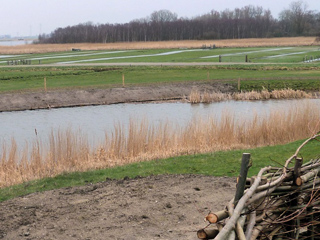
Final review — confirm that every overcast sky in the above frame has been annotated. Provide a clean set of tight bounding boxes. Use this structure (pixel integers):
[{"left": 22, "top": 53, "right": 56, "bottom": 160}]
[{"left": 1, "top": 0, "right": 319, "bottom": 37}]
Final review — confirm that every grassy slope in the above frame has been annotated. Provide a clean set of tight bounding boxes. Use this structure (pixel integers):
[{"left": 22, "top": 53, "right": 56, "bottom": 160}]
[
  {"left": 1, "top": 137, "right": 319, "bottom": 202},
  {"left": 1, "top": 65, "right": 320, "bottom": 92}
]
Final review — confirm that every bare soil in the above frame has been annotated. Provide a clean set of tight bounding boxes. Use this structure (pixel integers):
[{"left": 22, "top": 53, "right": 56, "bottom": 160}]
[
  {"left": 0, "top": 81, "right": 234, "bottom": 112},
  {"left": 0, "top": 174, "right": 236, "bottom": 240}
]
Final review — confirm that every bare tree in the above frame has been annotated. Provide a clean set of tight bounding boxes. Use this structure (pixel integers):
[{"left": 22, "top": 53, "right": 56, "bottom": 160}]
[
  {"left": 37, "top": 2, "right": 318, "bottom": 44},
  {"left": 279, "top": 0, "right": 309, "bottom": 35}
]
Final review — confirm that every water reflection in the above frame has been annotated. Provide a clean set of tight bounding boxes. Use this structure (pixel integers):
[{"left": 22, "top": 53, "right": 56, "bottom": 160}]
[
  {"left": 0, "top": 99, "right": 318, "bottom": 150},
  {"left": 0, "top": 40, "right": 34, "bottom": 46}
]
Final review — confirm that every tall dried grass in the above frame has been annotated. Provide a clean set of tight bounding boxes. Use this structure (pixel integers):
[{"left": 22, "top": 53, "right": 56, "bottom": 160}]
[
  {"left": 0, "top": 101, "right": 319, "bottom": 187},
  {"left": 0, "top": 37, "right": 318, "bottom": 54},
  {"left": 189, "top": 88, "right": 314, "bottom": 103}
]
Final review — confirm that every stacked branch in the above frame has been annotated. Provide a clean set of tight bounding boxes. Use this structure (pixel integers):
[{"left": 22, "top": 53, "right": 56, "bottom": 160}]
[{"left": 198, "top": 134, "right": 320, "bottom": 239}]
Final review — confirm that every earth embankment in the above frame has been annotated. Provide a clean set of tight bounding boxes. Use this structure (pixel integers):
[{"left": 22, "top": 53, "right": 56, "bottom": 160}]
[{"left": 0, "top": 81, "right": 234, "bottom": 112}]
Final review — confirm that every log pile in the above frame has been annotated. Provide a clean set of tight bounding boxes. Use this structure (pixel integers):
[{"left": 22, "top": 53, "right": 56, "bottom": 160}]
[{"left": 198, "top": 134, "right": 320, "bottom": 239}]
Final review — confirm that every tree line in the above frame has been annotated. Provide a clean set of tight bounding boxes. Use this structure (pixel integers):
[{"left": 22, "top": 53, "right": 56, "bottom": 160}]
[{"left": 38, "top": 1, "right": 320, "bottom": 44}]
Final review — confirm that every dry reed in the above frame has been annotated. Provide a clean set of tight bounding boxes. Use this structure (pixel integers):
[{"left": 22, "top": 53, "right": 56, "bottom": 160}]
[
  {"left": 0, "top": 37, "right": 318, "bottom": 54},
  {"left": 189, "top": 88, "right": 314, "bottom": 103},
  {"left": 0, "top": 101, "right": 319, "bottom": 188}
]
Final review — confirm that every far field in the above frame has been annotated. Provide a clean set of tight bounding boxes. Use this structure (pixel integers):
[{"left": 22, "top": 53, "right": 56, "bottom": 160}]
[
  {"left": 1, "top": 45, "right": 320, "bottom": 65},
  {"left": 0, "top": 37, "right": 319, "bottom": 94}
]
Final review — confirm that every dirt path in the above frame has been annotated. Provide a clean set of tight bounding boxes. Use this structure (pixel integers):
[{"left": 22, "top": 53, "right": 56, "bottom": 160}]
[
  {"left": 0, "top": 81, "right": 234, "bottom": 112},
  {"left": 0, "top": 174, "right": 236, "bottom": 240}
]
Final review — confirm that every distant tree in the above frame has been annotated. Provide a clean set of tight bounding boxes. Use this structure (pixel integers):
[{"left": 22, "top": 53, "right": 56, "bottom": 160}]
[
  {"left": 37, "top": 2, "right": 319, "bottom": 44},
  {"left": 279, "top": 0, "right": 309, "bottom": 35},
  {"left": 150, "top": 9, "right": 178, "bottom": 22}
]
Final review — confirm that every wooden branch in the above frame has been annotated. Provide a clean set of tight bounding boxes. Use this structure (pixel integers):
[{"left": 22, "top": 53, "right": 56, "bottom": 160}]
[
  {"left": 255, "top": 199, "right": 285, "bottom": 223},
  {"left": 246, "top": 185, "right": 277, "bottom": 206},
  {"left": 283, "top": 134, "right": 320, "bottom": 174},
  {"left": 235, "top": 212, "right": 246, "bottom": 240},
  {"left": 245, "top": 210, "right": 256, "bottom": 240},
  {"left": 226, "top": 230, "right": 235, "bottom": 240},
  {"left": 214, "top": 166, "right": 272, "bottom": 240},
  {"left": 250, "top": 213, "right": 280, "bottom": 240},
  {"left": 256, "top": 173, "right": 287, "bottom": 192}
]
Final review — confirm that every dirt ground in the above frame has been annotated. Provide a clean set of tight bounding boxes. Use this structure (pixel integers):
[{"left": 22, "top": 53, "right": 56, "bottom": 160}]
[
  {"left": 0, "top": 174, "right": 236, "bottom": 240},
  {"left": 0, "top": 81, "right": 234, "bottom": 112}
]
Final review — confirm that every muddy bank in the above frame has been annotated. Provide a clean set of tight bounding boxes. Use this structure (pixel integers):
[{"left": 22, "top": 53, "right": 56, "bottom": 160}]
[
  {"left": 0, "top": 174, "right": 236, "bottom": 240},
  {"left": 0, "top": 82, "right": 234, "bottom": 112}
]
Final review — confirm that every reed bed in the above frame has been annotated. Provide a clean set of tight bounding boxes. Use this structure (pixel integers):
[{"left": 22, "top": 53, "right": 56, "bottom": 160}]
[
  {"left": 189, "top": 88, "right": 314, "bottom": 103},
  {"left": 0, "top": 101, "right": 319, "bottom": 188},
  {"left": 0, "top": 37, "right": 318, "bottom": 54}
]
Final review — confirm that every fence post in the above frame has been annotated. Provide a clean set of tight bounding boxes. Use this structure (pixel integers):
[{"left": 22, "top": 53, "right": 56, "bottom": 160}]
[
  {"left": 44, "top": 77, "right": 47, "bottom": 92},
  {"left": 238, "top": 78, "right": 241, "bottom": 91},
  {"left": 234, "top": 153, "right": 251, "bottom": 206},
  {"left": 219, "top": 55, "right": 222, "bottom": 62},
  {"left": 122, "top": 73, "right": 125, "bottom": 87}
]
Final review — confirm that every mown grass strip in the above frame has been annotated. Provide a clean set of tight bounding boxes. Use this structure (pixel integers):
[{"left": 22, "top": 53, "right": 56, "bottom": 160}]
[
  {"left": 1, "top": 46, "right": 319, "bottom": 64},
  {"left": 0, "top": 65, "right": 320, "bottom": 92},
  {"left": 0, "top": 137, "right": 318, "bottom": 202}
]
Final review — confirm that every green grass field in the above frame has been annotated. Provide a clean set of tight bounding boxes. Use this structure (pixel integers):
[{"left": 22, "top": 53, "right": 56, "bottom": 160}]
[
  {"left": 1, "top": 46, "right": 320, "bottom": 65},
  {"left": 1, "top": 46, "right": 319, "bottom": 92},
  {"left": 0, "top": 65, "right": 320, "bottom": 92}
]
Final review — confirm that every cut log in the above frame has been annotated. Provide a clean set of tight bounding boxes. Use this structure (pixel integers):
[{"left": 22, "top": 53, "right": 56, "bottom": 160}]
[
  {"left": 296, "top": 168, "right": 320, "bottom": 185},
  {"left": 197, "top": 228, "right": 219, "bottom": 239},
  {"left": 205, "top": 210, "right": 229, "bottom": 224}
]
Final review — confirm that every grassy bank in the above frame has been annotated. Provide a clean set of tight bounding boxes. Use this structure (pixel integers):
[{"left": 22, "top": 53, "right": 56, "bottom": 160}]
[
  {"left": 0, "top": 136, "right": 319, "bottom": 202},
  {"left": 0, "top": 65, "right": 320, "bottom": 93}
]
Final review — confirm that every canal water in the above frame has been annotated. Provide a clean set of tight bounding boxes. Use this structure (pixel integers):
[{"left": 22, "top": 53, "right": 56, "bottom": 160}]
[
  {"left": 0, "top": 99, "right": 319, "bottom": 150},
  {"left": 0, "top": 40, "right": 34, "bottom": 46}
]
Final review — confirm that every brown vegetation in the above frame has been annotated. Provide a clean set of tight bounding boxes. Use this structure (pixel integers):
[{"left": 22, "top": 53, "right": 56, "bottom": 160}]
[
  {"left": 0, "top": 37, "right": 318, "bottom": 54},
  {"left": 189, "top": 88, "right": 314, "bottom": 103},
  {"left": 0, "top": 100, "right": 319, "bottom": 188}
]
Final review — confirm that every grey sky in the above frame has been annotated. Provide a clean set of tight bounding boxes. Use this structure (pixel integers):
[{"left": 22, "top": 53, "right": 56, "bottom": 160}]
[{"left": 1, "top": 0, "right": 319, "bottom": 37}]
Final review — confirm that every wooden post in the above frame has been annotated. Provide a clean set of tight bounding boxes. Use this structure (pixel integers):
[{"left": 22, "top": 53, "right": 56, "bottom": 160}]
[
  {"left": 293, "top": 157, "right": 303, "bottom": 186},
  {"left": 234, "top": 153, "right": 251, "bottom": 206},
  {"left": 44, "top": 77, "right": 47, "bottom": 92},
  {"left": 207, "top": 71, "right": 210, "bottom": 81},
  {"left": 237, "top": 78, "right": 241, "bottom": 91},
  {"left": 219, "top": 55, "right": 222, "bottom": 62},
  {"left": 122, "top": 73, "right": 125, "bottom": 87}
]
